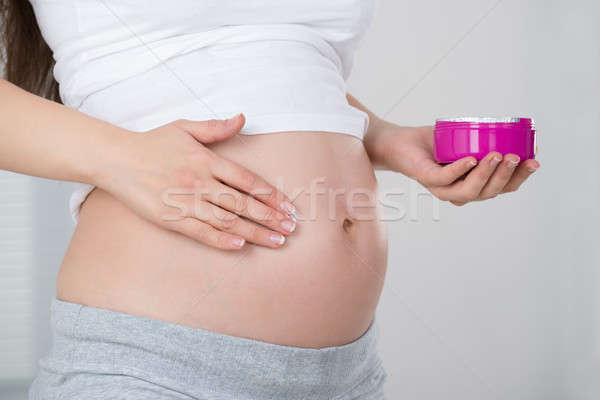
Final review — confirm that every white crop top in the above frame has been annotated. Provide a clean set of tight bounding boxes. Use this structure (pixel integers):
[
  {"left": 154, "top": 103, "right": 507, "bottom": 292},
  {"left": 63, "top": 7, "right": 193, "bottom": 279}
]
[{"left": 29, "top": 0, "right": 377, "bottom": 221}]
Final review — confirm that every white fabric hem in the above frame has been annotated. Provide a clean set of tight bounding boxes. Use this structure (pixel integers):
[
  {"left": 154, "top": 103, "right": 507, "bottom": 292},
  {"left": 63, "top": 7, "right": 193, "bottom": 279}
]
[
  {"left": 69, "top": 183, "right": 95, "bottom": 223},
  {"left": 241, "top": 112, "right": 369, "bottom": 139}
]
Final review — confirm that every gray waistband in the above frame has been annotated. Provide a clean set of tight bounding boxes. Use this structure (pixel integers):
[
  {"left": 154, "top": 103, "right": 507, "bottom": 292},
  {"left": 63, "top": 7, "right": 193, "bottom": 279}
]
[{"left": 47, "top": 298, "right": 382, "bottom": 400}]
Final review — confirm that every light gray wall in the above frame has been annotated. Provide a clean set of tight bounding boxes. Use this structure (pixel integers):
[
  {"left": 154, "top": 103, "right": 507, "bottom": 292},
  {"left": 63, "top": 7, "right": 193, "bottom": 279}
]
[{"left": 2, "top": 0, "right": 599, "bottom": 399}]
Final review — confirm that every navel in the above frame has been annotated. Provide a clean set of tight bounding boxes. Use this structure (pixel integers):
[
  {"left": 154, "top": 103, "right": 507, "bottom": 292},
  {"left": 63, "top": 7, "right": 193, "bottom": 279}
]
[{"left": 342, "top": 217, "right": 355, "bottom": 233}]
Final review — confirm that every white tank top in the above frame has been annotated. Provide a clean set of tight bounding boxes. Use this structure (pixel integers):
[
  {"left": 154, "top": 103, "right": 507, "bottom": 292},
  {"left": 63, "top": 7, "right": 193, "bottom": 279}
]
[{"left": 29, "top": 0, "right": 377, "bottom": 220}]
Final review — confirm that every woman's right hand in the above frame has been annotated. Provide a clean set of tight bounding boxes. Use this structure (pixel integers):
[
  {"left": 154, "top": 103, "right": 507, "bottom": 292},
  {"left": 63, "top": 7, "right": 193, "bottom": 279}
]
[{"left": 97, "top": 114, "right": 297, "bottom": 250}]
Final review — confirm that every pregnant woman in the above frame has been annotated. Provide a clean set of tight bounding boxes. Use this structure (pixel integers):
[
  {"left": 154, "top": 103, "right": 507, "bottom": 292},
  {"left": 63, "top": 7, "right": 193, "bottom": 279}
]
[{"left": 1, "top": 1, "right": 539, "bottom": 399}]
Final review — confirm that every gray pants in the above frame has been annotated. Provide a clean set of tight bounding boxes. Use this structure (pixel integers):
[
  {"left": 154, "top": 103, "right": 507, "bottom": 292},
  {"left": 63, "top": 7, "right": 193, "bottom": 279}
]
[{"left": 29, "top": 299, "right": 387, "bottom": 400}]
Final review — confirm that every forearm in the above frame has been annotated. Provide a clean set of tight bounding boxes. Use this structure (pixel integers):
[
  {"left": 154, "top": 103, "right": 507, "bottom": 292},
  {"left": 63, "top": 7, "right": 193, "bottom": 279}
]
[{"left": 0, "top": 78, "right": 133, "bottom": 186}]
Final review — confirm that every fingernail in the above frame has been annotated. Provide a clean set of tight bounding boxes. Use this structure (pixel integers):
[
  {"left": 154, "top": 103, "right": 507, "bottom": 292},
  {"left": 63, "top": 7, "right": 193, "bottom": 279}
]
[
  {"left": 280, "top": 201, "right": 297, "bottom": 218},
  {"left": 270, "top": 233, "right": 286, "bottom": 246},
  {"left": 508, "top": 156, "right": 520, "bottom": 169},
  {"left": 527, "top": 160, "right": 540, "bottom": 172},
  {"left": 489, "top": 155, "right": 502, "bottom": 166},
  {"left": 281, "top": 219, "right": 296, "bottom": 233},
  {"left": 231, "top": 238, "right": 245, "bottom": 248},
  {"left": 288, "top": 212, "right": 298, "bottom": 223},
  {"left": 468, "top": 159, "right": 478, "bottom": 167}
]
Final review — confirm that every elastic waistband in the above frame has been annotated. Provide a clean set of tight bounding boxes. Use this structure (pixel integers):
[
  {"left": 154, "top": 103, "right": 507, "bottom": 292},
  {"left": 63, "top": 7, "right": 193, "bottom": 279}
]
[{"left": 48, "top": 298, "right": 382, "bottom": 400}]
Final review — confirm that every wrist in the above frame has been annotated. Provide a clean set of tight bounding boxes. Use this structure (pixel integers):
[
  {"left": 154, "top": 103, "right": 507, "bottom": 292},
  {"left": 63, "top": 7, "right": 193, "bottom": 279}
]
[
  {"left": 86, "top": 126, "right": 138, "bottom": 191},
  {"left": 364, "top": 117, "right": 396, "bottom": 168}
]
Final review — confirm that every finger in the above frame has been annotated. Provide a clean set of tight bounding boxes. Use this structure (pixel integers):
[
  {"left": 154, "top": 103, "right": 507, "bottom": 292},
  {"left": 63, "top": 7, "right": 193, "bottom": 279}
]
[
  {"left": 457, "top": 152, "right": 503, "bottom": 201},
  {"left": 173, "top": 114, "right": 245, "bottom": 144},
  {"left": 419, "top": 156, "right": 477, "bottom": 187},
  {"left": 171, "top": 218, "right": 246, "bottom": 250},
  {"left": 203, "top": 182, "right": 296, "bottom": 235},
  {"left": 210, "top": 157, "right": 298, "bottom": 217},
  {"left": 502, "top": 159, "right": 540, "bottom": 193},
  {"left": 190, "top": 201, "right": 287, "bottom": 248},
  {"left": 438, "top": 152, "right": 501, "bottom": 203},
  {"left": 479, "top": 154, "right": 520, "bottom": 199}
]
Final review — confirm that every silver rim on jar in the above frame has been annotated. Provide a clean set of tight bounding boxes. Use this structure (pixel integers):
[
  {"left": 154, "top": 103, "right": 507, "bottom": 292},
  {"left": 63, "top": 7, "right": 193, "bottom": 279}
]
[{"left": 435, "top": 117, "right": 534, "bottom": 124}]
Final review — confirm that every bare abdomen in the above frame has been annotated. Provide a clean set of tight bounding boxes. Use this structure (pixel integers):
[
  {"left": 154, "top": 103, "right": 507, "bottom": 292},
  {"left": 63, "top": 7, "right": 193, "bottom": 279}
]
[{"left": 58, "top": 131, "right": 388, "bottom": 348}]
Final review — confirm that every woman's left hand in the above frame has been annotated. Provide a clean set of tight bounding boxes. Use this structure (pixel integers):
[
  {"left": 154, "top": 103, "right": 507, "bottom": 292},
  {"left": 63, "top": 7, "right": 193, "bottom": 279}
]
[{"left": 365, "top": 122, "right": 540, "bottom": 205}]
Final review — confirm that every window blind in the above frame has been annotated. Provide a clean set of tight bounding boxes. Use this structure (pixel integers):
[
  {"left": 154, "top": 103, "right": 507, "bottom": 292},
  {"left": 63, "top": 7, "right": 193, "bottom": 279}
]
[{"left": 0, "top": 170, "right": 35, "bottom": 380}]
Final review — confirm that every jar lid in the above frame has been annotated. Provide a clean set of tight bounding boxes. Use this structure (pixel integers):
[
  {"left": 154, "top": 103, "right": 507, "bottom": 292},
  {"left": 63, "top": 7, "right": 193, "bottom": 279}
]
[{"left": 436, "top": 117, "right": 533, "bottom": 124}]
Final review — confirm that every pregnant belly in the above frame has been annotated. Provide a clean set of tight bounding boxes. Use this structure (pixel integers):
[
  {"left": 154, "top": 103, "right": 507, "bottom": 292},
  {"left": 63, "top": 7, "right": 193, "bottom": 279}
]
[{"left": 58, "top": 131, "right": 388, "bottom": 348}]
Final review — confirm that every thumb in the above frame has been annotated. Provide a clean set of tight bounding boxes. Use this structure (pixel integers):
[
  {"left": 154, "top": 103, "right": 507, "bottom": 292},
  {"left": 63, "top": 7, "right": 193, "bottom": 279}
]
[
  {"left": 419, "top": 156, "right": 477, "bottom": 186},
  {"left": 173, "top": 113, "right": 245, "bottom": 144}
]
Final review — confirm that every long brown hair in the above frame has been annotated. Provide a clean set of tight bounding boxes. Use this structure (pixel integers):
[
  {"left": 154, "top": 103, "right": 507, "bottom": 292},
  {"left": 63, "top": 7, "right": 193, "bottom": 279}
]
[{"left": 0, "top": 0, "right": 60, "bottom": 101}]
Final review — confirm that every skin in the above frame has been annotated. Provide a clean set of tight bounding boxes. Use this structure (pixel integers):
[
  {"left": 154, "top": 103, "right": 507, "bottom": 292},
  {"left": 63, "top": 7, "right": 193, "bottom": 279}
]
[
  {"left": 0, "top": 78, "right": 539, "bottom": 348},
  {"left": 59, "top": 131, "right": 388, "bottom": 348}
]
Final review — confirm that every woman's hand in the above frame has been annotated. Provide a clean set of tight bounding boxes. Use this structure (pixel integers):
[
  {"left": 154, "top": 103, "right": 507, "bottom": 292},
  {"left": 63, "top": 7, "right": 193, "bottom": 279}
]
[
  {"left": 98, "top": 114, "right": 298, "bottom": 250},
  {"left": 365, "top": 121, "right": 540, "bottom": 205},
  {"left": 0, "top": 80, "right": 293, "bottom": 247}
]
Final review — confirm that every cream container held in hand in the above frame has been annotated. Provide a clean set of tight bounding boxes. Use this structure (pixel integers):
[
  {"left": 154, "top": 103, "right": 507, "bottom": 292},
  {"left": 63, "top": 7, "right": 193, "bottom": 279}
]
[{"left": 433, "top": 117, "right": 536, "bottom": 164}]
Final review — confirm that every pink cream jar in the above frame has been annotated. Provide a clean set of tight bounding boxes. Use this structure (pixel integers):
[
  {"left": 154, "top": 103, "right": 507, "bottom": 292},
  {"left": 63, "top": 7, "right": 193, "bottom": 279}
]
[{"left": 433, "top": 117, "right": 536, "bottom": 164}]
